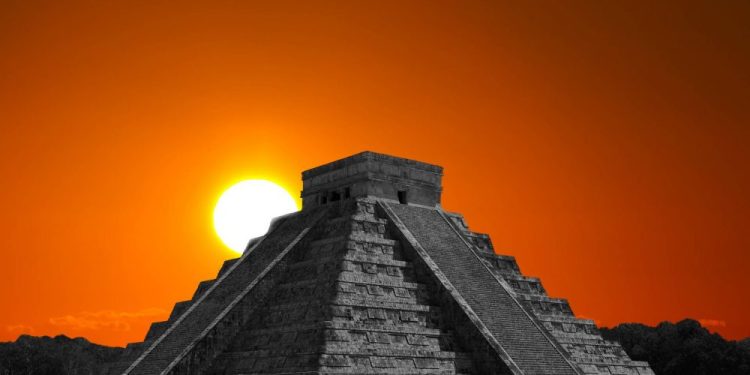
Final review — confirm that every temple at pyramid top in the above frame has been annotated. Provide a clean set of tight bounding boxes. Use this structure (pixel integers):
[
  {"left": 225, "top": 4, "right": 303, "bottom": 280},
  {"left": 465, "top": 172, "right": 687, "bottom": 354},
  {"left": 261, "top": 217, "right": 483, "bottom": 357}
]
[
  {"left": 109, "top": 151, "right": 654, "bottom": 375},
  {"left": 301, "top": 151, "right": 443, "bottom": 209}
]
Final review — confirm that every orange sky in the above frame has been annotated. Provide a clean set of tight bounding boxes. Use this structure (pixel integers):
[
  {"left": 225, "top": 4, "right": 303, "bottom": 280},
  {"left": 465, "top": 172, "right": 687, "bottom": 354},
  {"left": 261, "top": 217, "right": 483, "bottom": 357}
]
[{"left": 1, "top": 1, "right": 748, "bottom": 347}]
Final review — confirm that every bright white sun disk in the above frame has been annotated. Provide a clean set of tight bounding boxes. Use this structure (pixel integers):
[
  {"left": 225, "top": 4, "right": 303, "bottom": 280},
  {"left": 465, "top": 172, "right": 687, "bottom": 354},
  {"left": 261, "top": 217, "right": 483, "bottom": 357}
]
[{"left": 213, "top": 180, "right": 298, "bottom": 253}]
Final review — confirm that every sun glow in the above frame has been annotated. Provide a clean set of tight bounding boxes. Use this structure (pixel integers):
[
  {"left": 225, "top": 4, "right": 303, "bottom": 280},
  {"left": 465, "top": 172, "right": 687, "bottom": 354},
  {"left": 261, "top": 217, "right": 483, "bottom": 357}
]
[{"left": 213, "top": 180, "right": 298, "bottom": 253}]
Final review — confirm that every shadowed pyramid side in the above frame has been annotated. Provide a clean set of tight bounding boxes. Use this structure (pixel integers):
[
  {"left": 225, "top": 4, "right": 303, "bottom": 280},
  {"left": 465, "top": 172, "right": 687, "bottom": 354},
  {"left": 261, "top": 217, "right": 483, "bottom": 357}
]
[{"left": 122, "top": 208, "right": 328, "bottom": 375}]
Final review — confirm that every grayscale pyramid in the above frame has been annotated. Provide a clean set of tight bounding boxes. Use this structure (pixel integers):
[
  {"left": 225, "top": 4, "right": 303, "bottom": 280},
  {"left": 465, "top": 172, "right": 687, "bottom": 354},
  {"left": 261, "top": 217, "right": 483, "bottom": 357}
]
[{"left": 108, "top": 151, "right": 654, "bottom": 375}]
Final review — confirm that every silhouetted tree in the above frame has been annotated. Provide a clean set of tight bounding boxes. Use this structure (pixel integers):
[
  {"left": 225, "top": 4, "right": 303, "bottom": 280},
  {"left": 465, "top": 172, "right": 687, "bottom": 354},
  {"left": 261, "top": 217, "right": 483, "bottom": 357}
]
[
  {"left": 601, "top": 319, "right": 750, "bottom": 375},
  {"left": 740, "top": 338, "right": 750, "bottom": 353},
  {"left": 0, "top": 335, "right": 122, "bottom": 375}
]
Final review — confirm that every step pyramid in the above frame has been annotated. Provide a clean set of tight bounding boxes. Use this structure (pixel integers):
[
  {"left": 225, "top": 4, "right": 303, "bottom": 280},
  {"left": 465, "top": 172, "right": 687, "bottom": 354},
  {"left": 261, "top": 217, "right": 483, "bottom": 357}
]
[{"left": 109, "top": 151, "right": 654, "bottom": 375}]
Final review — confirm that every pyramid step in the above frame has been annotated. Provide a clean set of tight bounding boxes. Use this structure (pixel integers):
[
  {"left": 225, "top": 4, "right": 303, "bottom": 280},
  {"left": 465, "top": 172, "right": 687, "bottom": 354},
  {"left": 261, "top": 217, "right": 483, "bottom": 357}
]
[
  {"left": 326, "top": 213, "right": 387, "bottom": 227},
  {"left": 309, "top": 235, "right": 348, "bottom": 248},
  {"left": 192, "top": 279, "right": 215, "bottom": 299},
  {"left": 336, "top": 278, "right": 421, "bottom": 292},
  {"left": 238, "top": 322, "right": 321, "bottom": 336},
  {"left": 284, "top": 264, "right": 340, "bottom": 285},
  {"left": 341, "top": 263, "right": 417, "bottom": 284},
  {"left": 217, "top": 345, "right": 469, "bottom": 367},
  {"left": 572, "top": 354, "right": 636, "bottom": 363},
  {"left": 517, "top": 294, "right": 574, "bottom": 316},
  {"left": 345, "top": 236, "right": 401, "bottom": 259},
  {"left": 537, "top": 314, "right": 604, "bottom": 340},
  {"left": 569, "top": 353, "right": 632, "bottom": 365},
  {"left": 502, "top": 274, "right": 547, "bottom": 295},
  {"left": 343, "top": 252, "right": 412, "bottom": 268},
  {"left": 318, "top": 351, "right": 474, "bottom": 374},
  {"left": 321, "top": 347, "right": 469, "bottom": 359},
  {"left": 270, "top": 285, "right": 330, "bottom": 306},
  {"left": 295, "top": 236, "right": 348, "bottom": 262},
  {"left": 229, "top": 330, "right": 454, "bottom": 354},
  {"left": 229, "top": 327, "right": 322, "bottom": 352},
  {"left": 262, "top": 298, "right": 438, "bottom": 316},
  {"left": 167, "top": 300, "right": 193, "bottom": 321},
  {"left": 347, "top": 233, "right": 398, "bottom": 246},
  {"left": 550, "top": 330, "right": 607, "bottom": 342},
  {"left": 334, "top": 284, "right": 423, "bottom": 307},
  {"left": 336, "top": 281, "right": 422, "bottom": 303},
  {"left": 475, "top": 252, "right": 522, "bottom": 275},
  {"left": 537, "top": 314, "right": 596, "bottom": 325},
  {"left": 287, "top": 254, "right": 338, "bottom": 272},
  {"left": 464, "top": 231, "right": 495, "bottom": 254},
  {"left": 332, "top": 295, "right": 436, "bottom": 312},
  {"left": 322, "top": 337, "right": 445, "bottom": 352},
  {"left": 339, "top": 272, "right": 415, "bottom": 287},
  {"left": 350, "top": 212, "right": 388, "bottom": 224},
  {"left": 349, "top": 217, "right": 388, "bottom": 237},
  {"left": 575, "top": 359, "right": 656, "bottom": 375},
  {"left": 264, "top": 300, "right": 325, "bottom": 312},
  {"left": 291, "top": 236, "right": 348, "bottom": 262},
  {"left": 122, "top": 340, "right": 150, "bottom": 358},
  {"left": 272, "top": 279, "right": 326, "bottom": 303},
  {"left": 555, "top": 336, "right": 615, "bottom": 346},
  {"left": 143, "top": 321, "right": 169, "bottom": 341},
  {"left": 322, "top": 322, "right": 463, "bottom": 351},
  {"left": 556, "top": 335, "right": 638, "bottom": 366},
  {"left": 338, "top": 272, "right": 420, "bottom": 289},
  {"left": 322, "top": 321, "right": 444, "bottom": 334},
  {"left": 340, "top": 255, "right": 416, "bottom": 278},
  {"left": 330, "top": 305, "right": 439, "bottom": 329},
  {"left": 217, "top": 258, "right": 239, "bottom": 278},
  {"left": 562, "top": 341, "right": 629, "bottom": 360}
]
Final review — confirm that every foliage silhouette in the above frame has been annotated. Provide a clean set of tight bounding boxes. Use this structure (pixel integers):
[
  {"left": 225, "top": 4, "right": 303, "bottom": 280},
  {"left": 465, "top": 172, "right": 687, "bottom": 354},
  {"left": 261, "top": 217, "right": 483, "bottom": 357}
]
[
  {"left": 601, "top": 319, "right": 750, "bottom": 375},
  {"left": 0, "top": 335, "right": 121, "bottom": 375}
]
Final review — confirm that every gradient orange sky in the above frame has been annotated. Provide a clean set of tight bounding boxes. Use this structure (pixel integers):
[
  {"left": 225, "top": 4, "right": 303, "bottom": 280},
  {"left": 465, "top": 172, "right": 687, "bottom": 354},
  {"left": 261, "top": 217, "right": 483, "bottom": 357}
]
[{"left": 1, "top": 1, "right": 748, "bottom": 347}]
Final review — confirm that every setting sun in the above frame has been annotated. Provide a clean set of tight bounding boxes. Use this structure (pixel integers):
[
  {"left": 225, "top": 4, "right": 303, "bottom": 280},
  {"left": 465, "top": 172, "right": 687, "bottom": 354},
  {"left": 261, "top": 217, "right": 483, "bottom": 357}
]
[{"left": 213, "top": 180, "right": 298, "bottom": 253}]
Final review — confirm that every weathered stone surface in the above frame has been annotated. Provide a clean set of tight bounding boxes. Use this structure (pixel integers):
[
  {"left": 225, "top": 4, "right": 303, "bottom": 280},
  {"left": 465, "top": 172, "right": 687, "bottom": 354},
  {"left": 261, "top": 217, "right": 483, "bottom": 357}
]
[{"left": 113, "top": 152, "right": 653, "bottom": 375}]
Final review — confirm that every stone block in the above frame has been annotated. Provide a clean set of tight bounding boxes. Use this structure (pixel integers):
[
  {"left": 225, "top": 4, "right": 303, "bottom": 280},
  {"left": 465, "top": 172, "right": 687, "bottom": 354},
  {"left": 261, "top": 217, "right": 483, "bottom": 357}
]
[
  {"left": 370, "top": 356, "right": 397, "bottom": 368},
  {"left": 414, "top": 357, "right": 440, "bottom": 369}
]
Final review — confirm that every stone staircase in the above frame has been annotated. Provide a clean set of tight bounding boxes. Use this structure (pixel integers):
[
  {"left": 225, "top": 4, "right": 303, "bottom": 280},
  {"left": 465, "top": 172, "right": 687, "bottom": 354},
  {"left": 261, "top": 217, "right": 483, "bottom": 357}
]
[
  {"left": 385, "top": 203, "right": 579, "bottom": 375},
  {"left": 206, "top": 199, "right": 481, "bottom": 374},
  {"left": 444, "top": 212, "right": 655, "bottom": 375}
]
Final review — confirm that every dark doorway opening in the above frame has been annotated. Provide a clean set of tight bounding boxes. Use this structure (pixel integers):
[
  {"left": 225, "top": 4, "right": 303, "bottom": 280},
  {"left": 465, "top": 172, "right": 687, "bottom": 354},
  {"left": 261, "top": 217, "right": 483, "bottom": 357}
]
[
  {"left": 330, "top": 191, "right": 341, "bottom": 202},
  {"left": 397, "top": 190, "right": 408, "bottom": 204}
]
